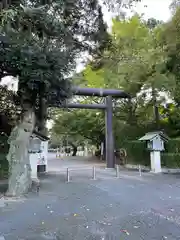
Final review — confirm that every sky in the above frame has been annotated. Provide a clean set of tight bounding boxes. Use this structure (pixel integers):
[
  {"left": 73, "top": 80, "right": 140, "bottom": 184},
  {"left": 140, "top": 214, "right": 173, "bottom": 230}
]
[
  {"left": 102, "top": 0, "right": 172, "bottom": 27},
  {"left": 127, "top": 0, "right": 172, "bottom": 21}
]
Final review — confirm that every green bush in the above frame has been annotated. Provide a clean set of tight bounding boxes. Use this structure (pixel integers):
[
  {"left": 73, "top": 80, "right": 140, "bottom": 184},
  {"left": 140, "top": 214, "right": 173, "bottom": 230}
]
[
  {"left": 122, "top": 138, "right": 180, "bottom": 168},
  {"left": 123, "top": 140, "right": 150, "bottom": 166},
  {"left": 0, "top": 134, "right": 9, "bottom": 179},
  {"left": 0, "top": 153, "right": 9, "bottom": 179},
  {"left": 121, "top": 139, "right": 180, "bottom": 168},
  {"left": 165, "top": 138, "right": 180, "bottom": 153},
  {"left": 161, "top": 153, "right": 180, "bottom": 168},
  {"left": 161, "top": 138, "right": 180, "bottom": 168}
]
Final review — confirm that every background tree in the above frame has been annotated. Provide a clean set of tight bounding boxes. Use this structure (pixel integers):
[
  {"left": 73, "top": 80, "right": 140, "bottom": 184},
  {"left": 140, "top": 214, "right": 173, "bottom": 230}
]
[
  {"left": 159, "top": 7, "right": 180, "bottom": 137},
  {"left": 51, "top": 14, "right": 178, "bottom": 156},
  {"left": 0, "top": 85, "right": 20, "bottom": 179},
  {"left": 82, "top": 16, "right": 175, "bottom": 128},
  {"left": 170, "top": 0, "right": 180, "bottom": 13},
  {"left": 0, "top": 0, "right": 109, "bottom": 196},
  {"left": 52, "top": 108, "right": 104, "bottom": 149}
]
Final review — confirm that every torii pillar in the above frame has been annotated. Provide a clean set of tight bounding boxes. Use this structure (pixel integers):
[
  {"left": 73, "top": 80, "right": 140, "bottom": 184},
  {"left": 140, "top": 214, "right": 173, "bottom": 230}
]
[{"left": 105, "top": 96, "right": 114, "bottom": 168}]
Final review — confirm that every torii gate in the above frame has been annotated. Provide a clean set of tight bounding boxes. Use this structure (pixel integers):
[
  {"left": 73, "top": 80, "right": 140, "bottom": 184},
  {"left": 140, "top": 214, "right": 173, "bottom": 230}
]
[{"left": 62, "top": 87, "right": 130, "bottom": 169}]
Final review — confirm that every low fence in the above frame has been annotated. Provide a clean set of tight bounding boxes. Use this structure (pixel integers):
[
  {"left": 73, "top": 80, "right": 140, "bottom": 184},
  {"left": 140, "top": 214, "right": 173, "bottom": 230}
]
[{"left": 63, "top": 165, "right": 143, "bottom": 183}]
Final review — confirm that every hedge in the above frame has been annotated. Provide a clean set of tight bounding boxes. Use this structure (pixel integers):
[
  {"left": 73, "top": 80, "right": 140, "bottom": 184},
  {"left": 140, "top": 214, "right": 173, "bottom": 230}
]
[
  {"left": 161, "top": 153, "right": 180, "bottom": 168},
  {"left": 122, "top": 140, "right": 150, "bottom": 166},
  {"left": 0, "top": 153, "right": 9, "bottom": 179},
  {"left": 163, "top": 138, "right": 180, "bottom": 168},
  {"left": 165, "top": 138, "right": 180, "bottom": 153},
  {"left": 0, "top": 134, "right": 9, "bottom": 179},
  {"left": 122, "top": 138, "right": 180, "bottom": 168}
]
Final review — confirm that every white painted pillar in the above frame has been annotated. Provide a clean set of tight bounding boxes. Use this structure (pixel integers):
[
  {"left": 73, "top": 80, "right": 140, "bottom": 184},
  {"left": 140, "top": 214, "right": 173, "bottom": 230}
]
[
  {"left": 29, "top": 153, "right": 38, "bottom": 180},
  {"left": 150, "top": 151, "right": 161, "bottom": 173}
]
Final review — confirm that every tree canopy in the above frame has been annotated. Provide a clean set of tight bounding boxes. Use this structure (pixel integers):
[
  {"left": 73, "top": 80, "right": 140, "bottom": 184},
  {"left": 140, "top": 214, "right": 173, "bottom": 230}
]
[
  {"left": 51, "top": 10, "right": 180, "bottom": 149},
  {"left": 0, "top": 0, "right": 109, "bottom": 134},
  {"left": 0, "top": 0, "right": 146, "bottom": 195}
]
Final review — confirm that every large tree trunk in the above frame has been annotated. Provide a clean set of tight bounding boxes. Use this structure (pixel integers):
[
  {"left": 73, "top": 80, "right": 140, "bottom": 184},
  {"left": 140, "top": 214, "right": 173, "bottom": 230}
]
[
  {"left": 38, "top": 96, "right": 47, "bottom": 135},
  {"left": 6, "top": 109, "right": 35, "bottom": 197}
]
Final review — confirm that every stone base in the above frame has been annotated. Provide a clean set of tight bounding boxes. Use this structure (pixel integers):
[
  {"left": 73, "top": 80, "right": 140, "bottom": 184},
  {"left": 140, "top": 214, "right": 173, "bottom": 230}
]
[{"left": 150, "top": 151, "right": 161, "bottom": 173}]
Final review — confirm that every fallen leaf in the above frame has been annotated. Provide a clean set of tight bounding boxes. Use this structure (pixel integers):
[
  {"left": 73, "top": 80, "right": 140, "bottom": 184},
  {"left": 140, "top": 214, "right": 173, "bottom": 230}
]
[
  {"left": 133, "top": 226, "right": 139, "bottom": 229},
  {"left": 121, "top": 230, "right": 130, "bottom": 235},
  {"left": 73, "top": 214, "right": 78, "bottom": 217}
]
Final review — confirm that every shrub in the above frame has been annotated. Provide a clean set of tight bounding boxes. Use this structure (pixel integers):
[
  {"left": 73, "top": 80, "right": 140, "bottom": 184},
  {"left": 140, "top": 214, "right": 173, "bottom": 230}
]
[
  {"left": 0, "top": 133, "right": 9, "bottom": 179},
  {"left": 122, "top": 138, "right": 180, "bottom": 168},
  {"left": 161, "top": 153, "right": 180, "bottom": 168},
  {"left": 161, "top": 138, "right": 180, "bottom": 168},
  {"left": 165, "top": 138, "right": 180, "bottom": 153},
  {"left": 123, "top": 140, "right": 150, "bottom": 166}
]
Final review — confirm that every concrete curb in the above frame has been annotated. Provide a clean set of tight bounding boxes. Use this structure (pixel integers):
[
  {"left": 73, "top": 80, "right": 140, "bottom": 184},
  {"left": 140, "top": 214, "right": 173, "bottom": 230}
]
[
  {"left": 125, "top": 164, "right": 150, "bottom": 172},
  {"left": 125, "top": 164, "right": 180, "bottom": 174}
]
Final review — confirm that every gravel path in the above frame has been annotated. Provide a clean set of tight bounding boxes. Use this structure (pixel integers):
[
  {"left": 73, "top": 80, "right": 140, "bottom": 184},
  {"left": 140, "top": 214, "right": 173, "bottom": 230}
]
[{"left": 0, "top": 156, "right": 180, "bottom": 239}]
